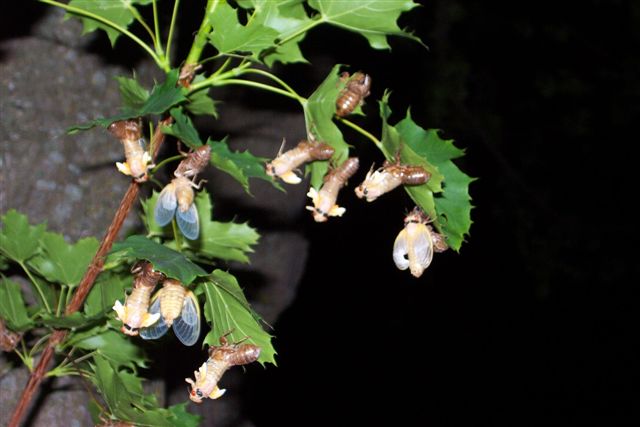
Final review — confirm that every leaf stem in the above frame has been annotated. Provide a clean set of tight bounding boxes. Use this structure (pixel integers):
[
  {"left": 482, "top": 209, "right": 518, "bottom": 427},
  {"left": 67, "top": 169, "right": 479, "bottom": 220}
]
[
  {"left": 128, "top": 4, "right": 157, "bottom": 48},
  {"left": 166, "top": 0, "right": 181, "bottom": 66},
  {"left": 210, "top": 78, "right": 304, "bottom": 103},
  {"left": 56, "top": 286, "right": 67, "bottom": 317},
  {"left": 172, "top": 220, "right": 184, "bottom": 252},
  {"left": 18, "top": 262, "right": 51, "bottom": 313},
  {"left": 243, "top": 68, "right": 303, "bottom": 101},
  {"left": 39, "top": 0, "right": 167, "bottom": 71},
  {"left": 276, "top": 17, "right": 323, "bottom": 46},
  {"left": 151, "top": 154, "right": 183, "bottom": 174},
  {"left": 336, "top": 116, "right": 382, "bottom": 149},
  {"left": 185, "top": 0, "right": 220, "bottom": 66},
  {"left": 151, "top": 0, "right": 163, "bottom": 55},
  {"left": 13, "top": 348, "right": 32, "bottom": 372},
  {"left": 28, "top": 333, "right": 51, "bottom": 358}
]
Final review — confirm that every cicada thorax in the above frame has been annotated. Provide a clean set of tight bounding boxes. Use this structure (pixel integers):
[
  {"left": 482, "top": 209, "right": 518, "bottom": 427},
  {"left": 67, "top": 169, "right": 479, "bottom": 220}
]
[
  {"left": 266, "top": 140, "right": 335, "bottom": 184},
  {"left": 108, "top": 119, "right": 152, "bottom": 182},
  {"left": 131, "top": 260, "right": 165, "bottom": 288},
  {"left": 0, "top": 318, "right": 22, "bottom": 352},
  {"left": 307, "top": 157, "right": 359, "bottom": 222},
  {"left": 336, "top": 72, "right": 372, "bottom": 117},
  {"left": 174, "top": 176, "right": 196, "bottom": 212},
  {"left": 174, "top": 144, "right": 211, "bottom": 179}
]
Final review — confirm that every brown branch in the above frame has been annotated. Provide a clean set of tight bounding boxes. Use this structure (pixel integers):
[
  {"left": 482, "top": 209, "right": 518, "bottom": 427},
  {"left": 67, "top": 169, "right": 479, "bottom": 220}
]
[{"left": 8, "top": 117, "right": 172, "bottom": 427}]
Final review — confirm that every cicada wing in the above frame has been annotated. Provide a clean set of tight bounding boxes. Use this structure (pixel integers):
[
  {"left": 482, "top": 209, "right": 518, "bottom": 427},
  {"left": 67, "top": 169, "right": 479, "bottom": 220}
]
[
  {"left": 155, "top": 185, "right": 177, "bottom": 226},
  {"left": 139, "top": 293, "right": 169, "bottom": 340},
  {"left": 176, "top": 203, "right": 199, "bottom": 240},
  {"left": 172, "top": 291, "right": 201, "bottom": 346},
  {"left": 393, "top": 228, "right": 410, "bottom": 270},
  {"left": 408, "top": 223, "right": 434, "bottom": 271}
]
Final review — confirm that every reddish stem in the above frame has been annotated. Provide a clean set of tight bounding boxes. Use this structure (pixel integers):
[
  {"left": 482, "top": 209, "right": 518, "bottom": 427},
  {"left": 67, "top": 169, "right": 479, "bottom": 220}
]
[{"left": 8, "top": 118, "right": 172, "bottom": 427}]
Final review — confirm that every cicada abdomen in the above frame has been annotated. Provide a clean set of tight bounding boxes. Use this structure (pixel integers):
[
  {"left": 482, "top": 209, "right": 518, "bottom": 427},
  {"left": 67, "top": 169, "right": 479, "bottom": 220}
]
[
  {"left": 336, "top": 72, "right": 372, "bottom": 117},
  {"left": 0, "top": 318, "right": 22, "bottom": 352},
  {"left": 393, "top": 208, "right": 447, "bottom": 278},
  {"left": 355, "top": 161, "right": 430, "bottom": 202},
  {"left": 113, "top": 261, "right": 164, "bottom": 335},
  {"left": 140, "top": 279, "right": 201, "bottom": 346},
  {"left": 266, "top": 139, "right": 335, "bottom": 184},
  {"left": 108, "top": 119, "right": 153, "bottom": 182},
  {"left": 306, "top": 157, "right": 359, "bottom": 222}
]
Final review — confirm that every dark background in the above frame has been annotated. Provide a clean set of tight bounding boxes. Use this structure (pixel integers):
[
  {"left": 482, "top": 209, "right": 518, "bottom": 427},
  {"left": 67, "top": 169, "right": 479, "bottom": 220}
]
[{"left": 3, "top": 0, "right": 638, "bottom": 425}]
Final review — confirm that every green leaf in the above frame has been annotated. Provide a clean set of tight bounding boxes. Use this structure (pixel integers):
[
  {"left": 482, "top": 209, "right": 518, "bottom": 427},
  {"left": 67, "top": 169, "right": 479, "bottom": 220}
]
[
  {"left": 76, "top": 329, "right": 147, "bottom": 369},
  {"left": 0, "top": 254, "right": 9, "bottom": 270},
  {"left": 379, "top": 93, "right": 474, "bottom": 251},
  {"left": 84, "top": 272, "right": 129, "bottom": 317},
  {"left": 160, "top": 108, "right": 203, "bottom": 149},
  {"left": 37, "top": 311, "right": 101, "bottom": 328},
  {"left": 307, "top": 0, "right": 421, "bottom": 50},
  {"left": 66, "top": 0, "right": 153, "bottom": 46},
  {"left": 140, "top": 191, "right": 170, "bottom": 238},
  {"left": 0, "top": 209, "right": 46, "bottom": 263},
  {"left": 167, "top": 403, "right": 202, "bottom": 427},
  {"left": 208, "top": 137, "right": 281, "bottom": 194},
  {"left": 0, "top": 277, "right": 33, "bottom": 330},
  {"left": 186, "top": 76, "right": 218, "bottom": 117},
  {"left": 303, "top": 65, "right": 350, "bottom": 189},
  {"left": 202, "top": 270, "right": 276, "bottom": 365},
  {"left": 208, "top": 2, "right": 279, "bottom": 60},
  {"left": 110, "top": 235, "right": 208, "bottom": 284},
  {"left": 115, "top": 75, "right": 149, "bottom": 111},
  {"left": 185, "top": 190, "right": 260, "bottom": 264},
  {"left": 27, "top": 233, "right": 99, "bottom": 287}
]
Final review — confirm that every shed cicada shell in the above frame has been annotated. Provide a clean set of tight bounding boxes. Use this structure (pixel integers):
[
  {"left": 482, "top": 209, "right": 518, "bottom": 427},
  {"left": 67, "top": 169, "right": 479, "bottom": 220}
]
[
  {"left": 108, "top": 119, "right": 153, "bottom": 182},
  {"left": 355, "top": 159, "right": 430, "bottom": 202},
  {"left": 393, "top": 208, "right": 448, "bottom": 278},
  {"left": 306, "top": 157, "right": 359, "bottom": 222},
  {"left": 140, "top": 279, "right": 201, "bottom": 346},
  {"left": 185, "top": 333, "right": 261, "bottom": 403},
  {"left": 113, "top": 261, "right": 165, "bottom": 336},
  {"left": 336, "top": 71, "right": 372, "bottom": 117},
  {"left": 0, "top": 318, "right": 22, "bottom": 352},
  {"left": 266, "top": 139, "right": 335, "bottom": 184},
  {"left": 154, "top": 145, "right": 211, "bottom": 240}
]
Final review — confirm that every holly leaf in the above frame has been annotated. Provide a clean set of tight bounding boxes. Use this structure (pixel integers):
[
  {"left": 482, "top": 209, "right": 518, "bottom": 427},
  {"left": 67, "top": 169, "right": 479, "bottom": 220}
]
[
  {"left": 185, "top": 190, "right": 260, "bottom": 264},
  {"left": 110, "top": 235, "right": 208, "bottom": 284},
  {"left": 186, "top": 76, "right": 218, "bottom": 118},
  {"left": 76, "top": 329, "right": 147, "bottom": 369},
  {"left": 27, "top": 232, "right": 99, "bottom": 288},
  {"left": 37, "top": 312, "right": 102, "bottom": 329},
  {"left": 167, "top": 403, "right": 202, "bottom": 427},
  {"left": 202, "top": 270, "right": 276, "bottom": 365},
  {"left": 208, "top": 138, "right": 281, "bottom": 194},
  {"left": 303, "top": 64, "right": 350, "bottom": 189},
  {"left": 307, "top": 0, "right": 421, "bottom": 50},
  {"left": 140, "top": 191, "right": 170, "bottom": 238},
  {"left": 0, "top": 277, "right": 33, "bottom": 331},
  {"left": 84, "top": 272, "right": 129, "bottom": 317},
  {"left": 66, "top": 0, "right": 153, "bottom": 46},
  {"left": 115, "top": 75, "right": 149, "bottom": 111},
  {"left": 161, "top": 107, "right": 203, "bottom": 149},
  {"left": 208, "top": 2, "right": 279, "bottom": 60},
  {"left": 0, "top": 209, "right": 46, "bottom": 263}
]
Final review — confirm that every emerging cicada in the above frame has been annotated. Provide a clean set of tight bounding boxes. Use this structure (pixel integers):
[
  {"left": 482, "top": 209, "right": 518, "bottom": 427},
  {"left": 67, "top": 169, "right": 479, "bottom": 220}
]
[
  {"left": 355, "top": 159, "right": 430, "bottom": 202},
  {"left": 393, "top": 208, "right": 448, "bottom": 278},
  {"left": 266, "top": 139, "right": 335, "bottom": 184},
  {"left": 154, "top": 145, "right": 211, "bottom": 240},
  {"left": 185, "top": 333, "right": 261, "bottom": 403},
  {"left": 336, "top": 72, "right": 372, "bottom": 117},
  {"left": 113, "top": 261, "right": 165, "bottom": 336},
  {"left": 0, "top": 318, "right": 22, "bottom": 352},
  {"left": 139, "top": 279, "right": 201, "bottom": 346},
  {"left": 306, "top": 157, "right": 359, "bottom": 222},
  {"left": 108, "top": 119, "right": 153, "bottom": 182}
]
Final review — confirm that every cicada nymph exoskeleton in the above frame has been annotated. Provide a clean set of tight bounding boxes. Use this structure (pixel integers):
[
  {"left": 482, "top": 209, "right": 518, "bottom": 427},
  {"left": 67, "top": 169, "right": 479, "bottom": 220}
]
[
  {"left": 185, "top": 333, "right": 261, "bottom": 403},
  {"left": 266, "top": 139, "right": 335, "bottom": 184},
  {"left": 139, "top": 279, "right": 201, "bottom": 346},
  {"left": 154, "top": 144, "right": 211, "bottom": 240},
  {"left": 355, "top": 159, "right": 430, "bottom": 202},
  {"left": 113, "top": 261, "right": 165, "bottom": 336},
  {"left": 393, "top": 208, "right": 448, "bottom": 278},
  {"left": 108, "top": 119, "right": 153, "bottom": 182},
  {"left": 0, "top": 317, "right": 22, "bottom": 352},
  {"left": 306, "top": 157, "right": 360, "bottom": 222},
  {"left": 336, "top": 71, "right": 372, "bottom": 117}
]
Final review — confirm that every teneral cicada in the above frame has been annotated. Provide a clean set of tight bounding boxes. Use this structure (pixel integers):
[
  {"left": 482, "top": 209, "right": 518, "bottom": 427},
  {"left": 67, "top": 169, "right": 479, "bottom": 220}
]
[
  {"left": 266, "top": 139, "right": 335, "bottom": 184},
  {"left": 336, "top": 72, "right": 372, "bottom": 117},
  {"left": 154, "top": 145, "right": 211, "bottom": 240},
  {"left": 108, "top": 119, "right": 153, "bottom": 182},
  {"left": 0, "top": 318, "right": 22, "bottom": 352},
  {"left": 113, "top": 261, "right": 165, "bottom": 336},
  {"left": 355, "top": 159, "right": 430, "bottom": 202},
  {"left": 185, "top": 333, "right": 261, "bottom": 403},
  {"left": 306, "top": 157, "right": 359, "bottom": 222},
  {"left": 393, "top": 208, "right": 448, "bottom": 278},
  {"left": 139, "top": 279, "right": 201, "bottom": 346}
]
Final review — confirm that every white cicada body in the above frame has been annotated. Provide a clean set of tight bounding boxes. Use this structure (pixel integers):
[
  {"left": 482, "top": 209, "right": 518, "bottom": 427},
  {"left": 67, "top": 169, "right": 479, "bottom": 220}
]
[
  {"left": 393, "top": 208, "right": 448, "bottom": 278},
  {"left": 113, "top": 261, "right": 164, "bottom": 335},
  {"left": 154, "top": 176, "right": 199, "bottom": 240},
  {"left": 108, "top": 120, "right": 153, "bottom": 182},
  {"left": 355, "top": 161, "right": 430, "bottom": 202},
  {"left": 306, "top": 157, "right": 359, "bottom": 222},
  {"left": 266, "top": 140, "right": 335, "bottom": 184},
  {"left": 140, "top": 279, "right": 201, "bottom": 346}
]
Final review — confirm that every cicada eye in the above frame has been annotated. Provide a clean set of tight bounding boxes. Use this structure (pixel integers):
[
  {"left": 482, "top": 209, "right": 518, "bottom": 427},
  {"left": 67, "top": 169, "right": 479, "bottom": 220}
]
[{"left": 196, "top": 390, "right": 204, "bottom": 398}]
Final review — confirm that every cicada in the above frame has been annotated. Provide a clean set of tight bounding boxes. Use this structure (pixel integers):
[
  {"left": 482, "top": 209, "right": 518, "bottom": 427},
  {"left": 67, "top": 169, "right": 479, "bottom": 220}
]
[
  {"left": 113, "top": 261, "right": 165, "bottom": 336},
  {"left": 393, "top": 208, "right": 448, "bottom": 278},
  {"left": 154, "top": 145, "right": 211, "bottom": 240},
  {"left": 108, "top": 119, "right": 153, "bottom": 182},
  {"left": 265, "top": 139, "right": 335, "bottom": 184},
  {"left": 336, "top": 72, "right": 372, "bottom": 117},
  {"left": 355, "top": 160, "right": 430, "bottom": 202},
  {"left": 185, "top": 333, "right": 261, "bottom": 403},
  {"left": 306, "top": 157, "right": 359, "bottom": 222},
  {"left": 139, "top": 279, "right": 201, "bottom": 346},
  {"left": 0, "top": 318, "right": 22, "bottom": 352}
]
